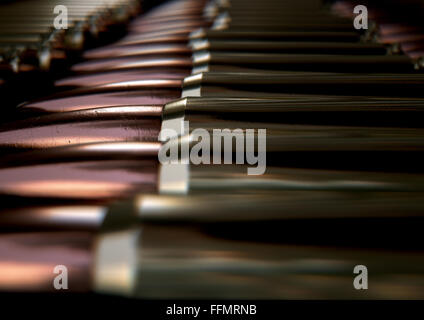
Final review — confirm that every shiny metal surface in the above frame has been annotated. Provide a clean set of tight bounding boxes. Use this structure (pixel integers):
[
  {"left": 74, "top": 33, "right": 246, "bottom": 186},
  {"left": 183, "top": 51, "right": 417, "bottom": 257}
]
[
  {"left": 2, "top": 0, "right": 424, "bottom": 301},
  {"left": 0, "top": 106, "right": 163, "bottom": 152},
  {"left": 20, "top": 89, "right": 181, "bottom": 113},
  {"left": 182, "top": 71, "right": 424, "bottom": 97},
  {"left": 132, "top": 224, "right": 424, "bottom": 299},
  {"left": 0, "top": 232, "right": 93, "bottom": 292},
  {"left": 0, "top": 159, "right": 158, "bottom": 200}
]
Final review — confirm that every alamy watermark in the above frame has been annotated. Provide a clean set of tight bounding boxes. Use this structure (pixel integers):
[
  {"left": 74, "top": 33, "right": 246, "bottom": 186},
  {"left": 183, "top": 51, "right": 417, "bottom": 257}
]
[
  {"left": 353, "top": 5, "right": 368, "bottom": 30},
  {"left": 353, "top": 265, "right": 368, "bottom": 290},
  {"left": 53, "top": 5, "right": 68, "bottom": 29},
  {"left": 53, "top": 265, "right": 68, "bottom": 290},
  {"left": 158, "top": 121, "right": 267, "bottom": 175}
]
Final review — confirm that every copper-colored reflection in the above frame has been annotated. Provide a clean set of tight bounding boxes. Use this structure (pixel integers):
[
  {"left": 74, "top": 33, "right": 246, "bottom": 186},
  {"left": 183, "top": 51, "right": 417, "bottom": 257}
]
[
  {"left": 21, "top": 90, "right": 180, "bottom": 113},
  {"left": 138, "top": 0, "right": 205, "bottom": 20},
  {"left": 50, "top": 79, "right": 182, "bottom": 97},
  {"left": 0, "top": 159, "right": 158, "bottom": 200},
  {"left": 0, "top": 115, "right": 161, "bottom": 150},
  {"left": 128, "top": 20, "right": 208, "bottom": 33},
  {"left": 55, "top": 70, "right": 189, "bottom": 87},
  {"left": 0, "top": 141, "right": 161, "bottom": 169},
  {"left": 0, "top": 232, "right": 93, "bottom": 291},
  {"left": 0, "top": 206, "right": 105, "bottom": 230},
  {"left": 71, "top": 56, "right": 191, "bottom": 73},
  {"left": 83, "top": 43, "right": 191, "bottom": 60},
  {"left": 115, "top": 32, "right": 190, "bottom": 46}
]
